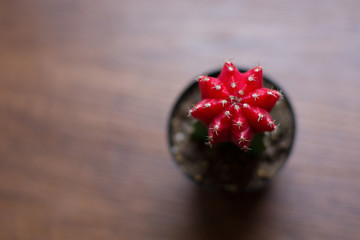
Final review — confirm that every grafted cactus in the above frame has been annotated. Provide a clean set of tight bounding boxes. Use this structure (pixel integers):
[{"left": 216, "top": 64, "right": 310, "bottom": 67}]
[{"left": 189, "top": 61, "right": 281, "bottom": 151}]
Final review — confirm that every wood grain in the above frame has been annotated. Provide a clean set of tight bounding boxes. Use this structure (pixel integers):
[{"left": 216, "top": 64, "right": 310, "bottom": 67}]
[{"left": 1, "top": 0, "right": 360, "bottom": 239}]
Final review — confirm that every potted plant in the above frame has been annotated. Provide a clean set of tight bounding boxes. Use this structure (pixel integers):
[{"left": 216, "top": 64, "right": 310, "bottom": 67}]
[{"left": 168, "top": 61, "right": 296, "bottom": 193}]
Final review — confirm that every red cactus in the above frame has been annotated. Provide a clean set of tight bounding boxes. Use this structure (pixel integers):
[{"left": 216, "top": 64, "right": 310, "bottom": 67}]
[{"left": 189, "top": 62, "right": 281, "bottom": 151}]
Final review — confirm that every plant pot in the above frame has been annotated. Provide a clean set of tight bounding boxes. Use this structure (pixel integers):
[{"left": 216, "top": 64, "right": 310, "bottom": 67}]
[{"left": 168, "top": 67, "right": 296, "bottom": 193}]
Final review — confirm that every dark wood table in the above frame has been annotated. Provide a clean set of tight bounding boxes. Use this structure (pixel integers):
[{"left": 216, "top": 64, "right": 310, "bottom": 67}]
[{"left": 1, "top": 0, "right": 360, "bottom": 239}]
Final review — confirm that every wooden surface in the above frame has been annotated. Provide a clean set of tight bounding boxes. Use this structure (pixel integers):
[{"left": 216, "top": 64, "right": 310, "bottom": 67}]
[{"left": 1, "top": 0, "right": 360, "bottom": 239}]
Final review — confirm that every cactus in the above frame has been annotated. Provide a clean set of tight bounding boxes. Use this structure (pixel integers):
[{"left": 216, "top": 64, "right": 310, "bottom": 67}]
[{"left": 189, "top": 61, "right": 281, "bottom": 151}]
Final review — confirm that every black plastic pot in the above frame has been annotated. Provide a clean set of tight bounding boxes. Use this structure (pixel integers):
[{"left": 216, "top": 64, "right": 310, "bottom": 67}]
[{"left": 168, "top": 68, "right": 296, "bottom": 193}]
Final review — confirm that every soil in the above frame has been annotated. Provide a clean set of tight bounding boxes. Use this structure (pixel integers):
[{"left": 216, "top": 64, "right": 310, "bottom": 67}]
[{"left": 168, "top": 70, "right": 296, "bottom": 193}]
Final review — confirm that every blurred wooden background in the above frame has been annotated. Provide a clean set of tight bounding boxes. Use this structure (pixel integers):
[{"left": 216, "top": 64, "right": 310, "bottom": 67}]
[{"left": 1, "top": 0, "right": 360, "bottom": 239}]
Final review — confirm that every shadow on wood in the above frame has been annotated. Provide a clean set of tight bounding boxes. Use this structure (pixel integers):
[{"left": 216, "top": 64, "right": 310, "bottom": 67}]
[{"left": 190, "top": 186, "right": 271, "bottom": 240}]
